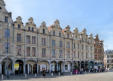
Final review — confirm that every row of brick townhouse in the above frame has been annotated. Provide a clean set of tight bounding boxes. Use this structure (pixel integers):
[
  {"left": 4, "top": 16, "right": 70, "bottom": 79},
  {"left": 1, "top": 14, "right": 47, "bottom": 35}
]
[{"left": 0, "top": 0, "right": 104, "bottom": 75}]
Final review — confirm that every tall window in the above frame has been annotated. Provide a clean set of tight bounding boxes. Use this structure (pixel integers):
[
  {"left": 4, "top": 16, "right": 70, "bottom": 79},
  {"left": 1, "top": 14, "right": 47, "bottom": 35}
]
[
  {"left": 78, "top": 51, "right": 79, "bottom": 58},
  {"left": 78, "top": 44, "right": 79, "bottom": 49},
  {"left": 26, "top": 35, "right": 30, "bottom": 44},
  {"left": 67, "top": 42, "right": 70, "bottom": 48},
  {"left": 59, "top": 32, "right": 61, "bottom": 37},
  {"left": 52, "top": 49, "right": 55, "bottom": 57},
  {"left": 4, "top": 42, "right": 10, "bottom": 53},
  {"left": 67, "top": 51, "right": 70, "bottom": 58},
  {"left": 17, "top": 33, "right": 21, "bottom": 42},
  {"left": 67, "top": 34, "right": 69, "bottom": 38},
  {"left": 42, "top": 48, "right": 46, "bottom": 57},
  {"left": 18, "top": 24, "right": 21, "bottom": 29},
  {"left": 32, "top": 47, "right": 36, "bottom": 56},
  {"left": 73, "top": 43, "right": 75, "bottom": 49},
  {"left": 74, "top": 51, "right": 76, "bottom": 57},
  {"left": 32, "top": 36, "right": 36, "bottom": 44},
  {"left": 4, "top": 29, "right": 10, "bottom": 39},
  {"left": 52, "top": 40, "right": 55, "bottom": 47},
  {"left": 17, "top": 45, "right": 21, "bottom": 56},
  {"left": 59, "top": 41, "right": 62, "bottom": 48},
  {"left": 28, "top": 27, "right": 30, "bottom": 31},
  {"left": 32, "top": 27, "right": 34, "bottom": 32},
  {"left": 59, "top": 50, "right": 63, "bottom": 58},
  {"left": 26, "top": 47, "right": 30, "bottom": 56},
  {"left": 86, "top": 53, "right": 88, "bottom": 59},
  {"left": 82, "top": 45, "right": 84, "bottom": 50},
  {"left": 53, "top": 30, "right": 55, "bottom": 36},
  {"left": 42, "top": 38, "right": 46, "bottom": 46},
  {"left": 43, "top": 29, "right": 45, "bottom": 34},
  {"left": 5, "top": 16, "right": 8, "bottom": 23}
]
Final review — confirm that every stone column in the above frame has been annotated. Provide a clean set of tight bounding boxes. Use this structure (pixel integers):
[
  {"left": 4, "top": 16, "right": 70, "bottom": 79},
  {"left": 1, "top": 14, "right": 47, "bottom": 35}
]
[
  {"left": 0, "top": 63, "right": 2, "bottom": 74},
  {"left": 57, "top": 62, "right": 59, "bottom": 72},
  {"left": 28, "top": 64, "right": 30, "bottom": 74},
  {"left": 37, "top": 64, "right": 39, "bottom": 74},
  {"left": 62, "top": 62, "right": 65, "bottom": 73},
  {"left": 23, "top": 63, "right": 26, "bottom": 74},
  {"left": 49, "top": 61, "right": 51, "bottom": 73},
  {"left": 32, "top": 64, "right": 33, "bottom": 74},
  {"left": 12, "top": 61, "right": 15, "bottom": 74}
]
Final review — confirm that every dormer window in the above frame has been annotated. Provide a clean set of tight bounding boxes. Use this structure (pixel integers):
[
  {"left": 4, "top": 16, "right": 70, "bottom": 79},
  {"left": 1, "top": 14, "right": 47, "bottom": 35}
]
[
  {"left": 28, "top": 27, "right": 30, "bottom": 31},
  {"left": 32, "top": 27, "right": 34, "bottom": 32},
  {"left": 43, "top": 29, "right": 45, "bottom": 34},
  {"left": 53, "top": 30, "right": 55, "bottom": 36},
  {"left": 59, "top": 32, "right": 61, "bottom": 37},
  {"left": 18, "top": 24, "right": 21, "bottom": 29},
  {"left": 5, "top": 16, "right": 8, "bottom": 23},
  {"left": 67, "top": 34, "right": 69, "bottom": 38}
]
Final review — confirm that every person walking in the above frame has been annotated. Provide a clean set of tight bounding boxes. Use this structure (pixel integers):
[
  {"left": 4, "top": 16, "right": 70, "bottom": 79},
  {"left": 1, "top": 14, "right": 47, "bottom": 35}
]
[{"left": 42, "top": 68, "right": 46, "bottom": 77}]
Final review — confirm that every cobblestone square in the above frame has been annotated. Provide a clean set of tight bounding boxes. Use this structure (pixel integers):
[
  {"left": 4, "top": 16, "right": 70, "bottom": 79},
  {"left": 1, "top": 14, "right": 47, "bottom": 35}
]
[{"left": 2, "top": 72, "right": 113, "bottom": 81}]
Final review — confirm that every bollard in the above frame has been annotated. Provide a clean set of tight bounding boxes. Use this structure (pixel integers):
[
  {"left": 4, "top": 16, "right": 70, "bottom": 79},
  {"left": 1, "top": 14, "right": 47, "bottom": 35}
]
[
  {"left": 35, "top": 74, "right": 37, "bottom": 77},
  {"left": 1, "top": 74, "right": 4, "bottom": 80},
  {"left": 51, "top": 72, "right": 53, "bottom": 76},
  {"left": 58, "top": 72, "right": 61, "bottom": 76},
  {"left": 25, "top": 74, "right": 27, "bottom": 78},
  {"left": 70, "top": 72, "right": 72, "bottom": 75}
]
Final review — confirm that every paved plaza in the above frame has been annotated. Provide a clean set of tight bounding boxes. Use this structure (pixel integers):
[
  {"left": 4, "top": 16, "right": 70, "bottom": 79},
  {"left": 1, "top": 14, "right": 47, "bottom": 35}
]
[{"left": 1, "top": 72, "right": 113, "bottom": 81}]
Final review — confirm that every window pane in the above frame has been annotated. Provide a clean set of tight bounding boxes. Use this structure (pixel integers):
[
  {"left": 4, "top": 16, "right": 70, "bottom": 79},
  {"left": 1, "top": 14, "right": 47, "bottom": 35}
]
[{"left": 4, "top": 29, "right": 10, "bottom": 38}]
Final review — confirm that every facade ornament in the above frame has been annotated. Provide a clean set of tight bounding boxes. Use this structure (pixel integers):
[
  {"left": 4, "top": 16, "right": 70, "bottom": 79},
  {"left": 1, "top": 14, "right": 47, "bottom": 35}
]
[
  {"left": 41, "top": 21, "right": 46, "bottom": 27},
  {"left": 82, "top": 28, "right": 86, "bottom": 34},
  {"left": 54, "top": 19, "right": 61, "bottom": 29},
  {"left": 66, "top": 25, "right": 70, "bottom": 30},
  {"left": 28, "top": 17, "right": 34, "bottom": 23},
  {"left": 16, "top": 16, "right": 22, "bottom": 22},
  {"left": 74, "top": 28, "right": 78, "bottom": 33},
  {"left": 54, "top": 19, "right": 60, "bottom": 25},
  {"left": 89, "top": 33, "right": 93, "bottom": 38}
]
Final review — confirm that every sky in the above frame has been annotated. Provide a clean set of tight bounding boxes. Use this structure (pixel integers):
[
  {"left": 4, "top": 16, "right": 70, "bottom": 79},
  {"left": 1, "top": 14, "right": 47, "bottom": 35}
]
[{"left": 4, "top": 0, "right": 113, "bottom": 50}]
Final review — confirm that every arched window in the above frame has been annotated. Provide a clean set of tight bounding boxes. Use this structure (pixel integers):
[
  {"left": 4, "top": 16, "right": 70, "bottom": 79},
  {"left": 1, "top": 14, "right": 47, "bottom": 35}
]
[
  {"left": 28, "top": 27, "right": 30, "bottom": 31},
  {"left": 43, "top": 29, "right": 45, "bottom": 34},
  {"left": 53, "top": 30, "right": 55, "bottom": 36},
  {"left": 18, "top": 24, "right": 21, "bottom": 29},
  {"left": 5, "top": 16, "right": 8, "bottom": 23},
  {"left": 32, "top": 27, "right": 34, "bottom": 32},
  {"left": 67, "top": 34, "right": 69, "bottom": 38},
  {"left": 59, "top": 32, "right": 61, "bottom": 37}
]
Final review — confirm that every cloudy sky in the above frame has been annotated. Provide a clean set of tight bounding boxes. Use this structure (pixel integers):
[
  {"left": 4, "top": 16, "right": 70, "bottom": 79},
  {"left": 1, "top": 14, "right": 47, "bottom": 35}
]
[{"left": 4, "top": 0, "right": 113, "bottom": 50}]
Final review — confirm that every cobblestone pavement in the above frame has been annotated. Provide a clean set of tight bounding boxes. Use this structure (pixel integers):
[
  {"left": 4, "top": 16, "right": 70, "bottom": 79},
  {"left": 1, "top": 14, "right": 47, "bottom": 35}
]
[{"left": 2, "top": 72, "right": 113, "bottom": 81}]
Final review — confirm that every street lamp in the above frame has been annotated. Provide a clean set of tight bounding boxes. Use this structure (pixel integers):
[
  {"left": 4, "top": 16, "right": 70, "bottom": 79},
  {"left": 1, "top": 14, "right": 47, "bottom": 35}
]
[
  {"left": 23, "top": 29, "right": 27, "bottom": 78},
  {"left": 6, "top": 22, "right": 10, "bottom": 78}
]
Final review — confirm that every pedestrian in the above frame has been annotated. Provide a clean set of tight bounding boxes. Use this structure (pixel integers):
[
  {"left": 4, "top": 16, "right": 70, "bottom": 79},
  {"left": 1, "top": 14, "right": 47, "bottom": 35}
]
[{"left": 42, "top": 68, "right": 46, "bottom": 77}]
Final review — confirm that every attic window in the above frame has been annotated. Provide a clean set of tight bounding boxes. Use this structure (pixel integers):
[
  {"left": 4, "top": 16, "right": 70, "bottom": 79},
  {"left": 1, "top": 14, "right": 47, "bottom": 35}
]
[
  {"left": 53, "top": 30, "right": 55, "bottom": 36},
  {"left": 5, "top": 16, "right": 8, "bottom": 23},
  {"left": 32, "top": 27, "right": 34, "bottom": 32},
  {"left": 43, "top": 29, "right": 45, "bottom": 34},
  {"left": 28, "top": 27, "right": 30, "bottom": 31},
  {"left": 59, "top": 32, "right": 61, "bottom": 37},
  {"left": 18, "top": 24, "right": 21, "bottom": 29},
  {"left": 67, "top": 34, "right": 69, "bottom": 38}
]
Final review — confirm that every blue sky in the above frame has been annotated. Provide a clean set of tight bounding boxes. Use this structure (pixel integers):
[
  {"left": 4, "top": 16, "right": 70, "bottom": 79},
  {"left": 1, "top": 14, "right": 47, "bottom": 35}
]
[{"left": 4, "top": 0, "right": 113, "bottom": 50}]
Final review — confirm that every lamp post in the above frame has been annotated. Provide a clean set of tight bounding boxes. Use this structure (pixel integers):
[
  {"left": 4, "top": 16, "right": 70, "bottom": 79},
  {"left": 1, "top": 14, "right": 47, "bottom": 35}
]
[
  {"left": 6, "top": 23, "right": 9, "bottom": 78},
  {"left": 23, "top": 29, "right": 27, "bottom": 78}
]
